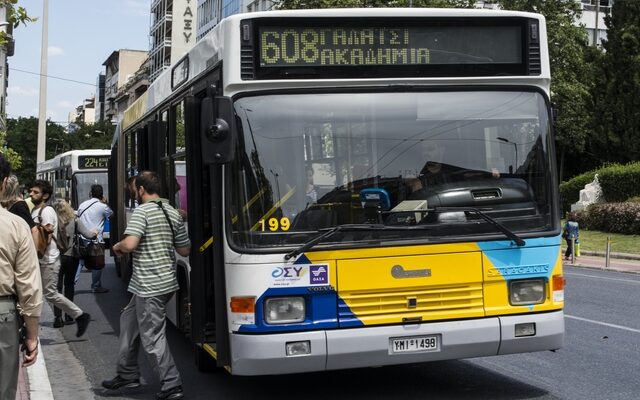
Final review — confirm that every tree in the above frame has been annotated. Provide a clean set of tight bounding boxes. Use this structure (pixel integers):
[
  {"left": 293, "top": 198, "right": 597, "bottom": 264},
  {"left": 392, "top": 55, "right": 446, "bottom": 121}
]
[
  {"left": 594, "top": 0, "right": 640, "bottom": 165},
  {"left": 5, "top": 117, "right": 66, "bottom": 184},
  {"left": 0, "top": 0, "right": 35, "bottom": 46},
  {"left": 66, "top": 121, "right": 114, "bottom": 151}
]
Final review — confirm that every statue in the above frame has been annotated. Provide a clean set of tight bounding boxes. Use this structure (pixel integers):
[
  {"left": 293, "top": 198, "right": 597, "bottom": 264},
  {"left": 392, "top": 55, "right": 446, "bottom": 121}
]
[{"left": 571, "top": 174, "right": 605, "bottom": 212}]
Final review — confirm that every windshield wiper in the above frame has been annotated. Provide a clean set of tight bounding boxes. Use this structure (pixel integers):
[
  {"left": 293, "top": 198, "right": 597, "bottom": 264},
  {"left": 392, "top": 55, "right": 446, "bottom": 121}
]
[
  {"left": 284, "top": 224, "right": 387, "bottom": 260},
  {"left": 434, "top": 206, "right": 526, "bottom": 247}
]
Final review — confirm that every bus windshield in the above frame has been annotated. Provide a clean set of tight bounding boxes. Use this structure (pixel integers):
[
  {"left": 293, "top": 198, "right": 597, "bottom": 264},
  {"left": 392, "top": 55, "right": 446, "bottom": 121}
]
[
  {"left": 230, "top": 90, "right": 552, "bottom": 250},
  {"left": 73, "top": 172, "right": 109, "bottom": 206}
]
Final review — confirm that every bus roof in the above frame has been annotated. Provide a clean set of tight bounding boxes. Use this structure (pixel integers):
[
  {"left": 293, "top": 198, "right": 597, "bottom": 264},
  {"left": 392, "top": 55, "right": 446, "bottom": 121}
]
[{"left": 36, "top": 149, "right": 110, "bottom": 173}]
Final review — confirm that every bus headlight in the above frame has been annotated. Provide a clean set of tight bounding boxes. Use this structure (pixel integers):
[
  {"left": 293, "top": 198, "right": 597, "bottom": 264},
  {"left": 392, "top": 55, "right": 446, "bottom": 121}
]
[
  {"left": 509, "top": 279, "right": 545, "bottom": 305},
  {"left": 265, "top": 297, "right": 305, "bottom": 324}
]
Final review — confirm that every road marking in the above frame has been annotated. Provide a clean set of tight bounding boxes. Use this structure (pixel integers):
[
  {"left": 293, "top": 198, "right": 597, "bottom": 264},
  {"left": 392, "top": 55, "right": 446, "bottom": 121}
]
[
  {"left": 565, "top": 315, "right": 640, "bottom": 333},
  {"left": 565, "top": 272, "right": 640, "bottom": 284}
]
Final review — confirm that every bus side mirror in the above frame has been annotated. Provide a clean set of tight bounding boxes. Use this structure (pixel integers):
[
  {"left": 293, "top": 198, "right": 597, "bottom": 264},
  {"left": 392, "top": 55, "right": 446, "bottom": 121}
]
[{"left": 201, "top": 96, "right": 236, "bottom": 165}]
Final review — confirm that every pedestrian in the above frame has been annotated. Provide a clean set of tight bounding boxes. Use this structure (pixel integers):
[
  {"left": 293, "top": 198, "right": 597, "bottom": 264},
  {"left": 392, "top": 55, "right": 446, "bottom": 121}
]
[
  {"left": 104, "top": 171, "right": 190, "bottom": 400},
  {"left": 0, "top": 153, "right": 43, "bottom": 400},
  {"left": 29, "top": 179, "right": 91, "bottom": 336},
  {"left": 563, "top": 212, "right": 580, "bottom": 260},
  {"left": 1, "top": 174, "right": 37, "bottom": 230},
  {"left": 76, "top": 184, "right": 113, "bottom": 293},
  {"left": 51, "top": 199, "right": 97, "bottom": 327}
]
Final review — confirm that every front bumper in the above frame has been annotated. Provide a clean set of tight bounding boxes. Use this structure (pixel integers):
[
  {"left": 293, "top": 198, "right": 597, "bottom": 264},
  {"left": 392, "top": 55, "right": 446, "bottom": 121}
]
[{"left": 229, "top": 310, "right": 564, "bottom": 375}]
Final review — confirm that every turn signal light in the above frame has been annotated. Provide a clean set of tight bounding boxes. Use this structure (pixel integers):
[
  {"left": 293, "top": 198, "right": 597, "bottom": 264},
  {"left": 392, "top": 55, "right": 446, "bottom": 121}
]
[
  {"left": 552, "top": 275, "right": 565, "bottom": 291},
  {"left": 230, "top": 296, "right": 255, "bottom": 313},
  {"left": 552, "top": 275, "right": 565, "bottom": 303}
]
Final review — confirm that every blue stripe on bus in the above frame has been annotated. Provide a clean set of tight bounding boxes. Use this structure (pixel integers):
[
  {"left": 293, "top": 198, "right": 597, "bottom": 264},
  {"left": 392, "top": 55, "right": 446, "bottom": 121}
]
[
  {"left": 237, "top": 286, "right": 338, "bottom": 333},
  {"left": 477, "top": 235, "right": 562, "bottom": 281}
]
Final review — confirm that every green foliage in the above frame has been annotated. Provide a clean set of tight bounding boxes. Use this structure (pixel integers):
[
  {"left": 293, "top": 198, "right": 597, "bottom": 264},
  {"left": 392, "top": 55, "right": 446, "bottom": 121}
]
[
  {"left": 5, "top": 117, "right": 66, "bottom": 184},
  {"left": 594, "top": 1, "right": 640, "bottom": 164},
  {"left": 597, "top": 162, "right": 640, "bottom": 202},
  {"left": 578, "top": 202, "right": 640, "bottom": 235},
  {"left": 560, "top": 161, "right": 640, "bottom": 213},
  {"left": 67, "top": 121, "right": 114, "bottom": 151},
  {"left": 0, "top": 1, "right": 36, "bottom": 46}
]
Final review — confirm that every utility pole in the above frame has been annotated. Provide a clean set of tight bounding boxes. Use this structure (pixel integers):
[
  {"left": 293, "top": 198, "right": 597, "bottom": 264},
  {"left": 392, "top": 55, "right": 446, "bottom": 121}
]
[
  {"left": 36, "top": 0, "right": 48, "bottom": 163},
  {"left": 593, "top": 0, "right": 600, "bottom": 47}
]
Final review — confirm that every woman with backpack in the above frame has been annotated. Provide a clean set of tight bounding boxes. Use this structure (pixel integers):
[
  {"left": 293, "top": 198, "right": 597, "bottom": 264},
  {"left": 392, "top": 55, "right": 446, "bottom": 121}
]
[{"left": 51, "top": 199, "right": 97, "bottom": 327}]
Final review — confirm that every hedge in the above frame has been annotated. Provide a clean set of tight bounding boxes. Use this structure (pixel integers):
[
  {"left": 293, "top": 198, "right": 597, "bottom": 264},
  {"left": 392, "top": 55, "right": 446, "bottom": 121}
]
[
  {"left": 577, "top": 202, "right": 640, "bottom": 235},
  {"left": 597, "top": 162, "right": 640, "bottom": 202},
  {"left": 559, "top": 161, "right": 640, "bottom": 213}
]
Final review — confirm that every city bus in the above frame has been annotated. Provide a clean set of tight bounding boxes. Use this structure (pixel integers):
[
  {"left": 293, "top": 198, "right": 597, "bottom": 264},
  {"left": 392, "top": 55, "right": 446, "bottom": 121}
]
[
  {"left": 111, "top": 8, "right": 564, "bottom": 375},
  {"left": 36, "top": 149, "right": 110, "bottom": 209}
]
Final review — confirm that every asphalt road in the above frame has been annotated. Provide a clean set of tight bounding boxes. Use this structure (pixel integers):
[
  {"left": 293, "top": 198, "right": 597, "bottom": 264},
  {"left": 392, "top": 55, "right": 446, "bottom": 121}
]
[{"left": 45, "top": 263, "right": 640, "bottom": 400}]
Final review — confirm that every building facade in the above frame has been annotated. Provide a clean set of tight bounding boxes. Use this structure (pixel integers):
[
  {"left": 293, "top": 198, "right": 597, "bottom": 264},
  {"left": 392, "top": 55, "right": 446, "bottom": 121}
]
[
  {"left": 102, "top": 49, "right": 148, "bottom": 123},
  {"left": 149, "top": 0, "right": 198, "bottom": 82},
  {"left": 95, "top": 74, "right": 106, "bottom": 122},
  {"left": 579, "top": 0, "right": 613, "bottom": 47},
  {"left": 196, "top": 0, "right": 273, "bottom": 41}
]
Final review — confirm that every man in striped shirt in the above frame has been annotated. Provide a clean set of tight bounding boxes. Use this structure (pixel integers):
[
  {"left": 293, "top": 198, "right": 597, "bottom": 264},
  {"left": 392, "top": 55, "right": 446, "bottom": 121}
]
[{"left": 104, "top": 171, "right": 190, "bottom": 400}]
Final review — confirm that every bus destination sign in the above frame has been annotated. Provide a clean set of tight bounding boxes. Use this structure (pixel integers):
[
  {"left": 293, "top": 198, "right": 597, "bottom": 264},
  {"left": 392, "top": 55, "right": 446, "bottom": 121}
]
[
  {"left": 259, "top": 25, "right": 522, "bottom": 68},
  {"left": 78, "top": 155, "right": 109, "bottom": 169}
]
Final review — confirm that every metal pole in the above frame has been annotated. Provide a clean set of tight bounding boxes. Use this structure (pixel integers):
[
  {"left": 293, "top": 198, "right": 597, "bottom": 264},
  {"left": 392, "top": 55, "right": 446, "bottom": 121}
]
[
  {"left": 605, "top": 235, "right": 611, "bottom": 269},
  {"left": 593, "top": 0, "right": 600, "bottom": 47},
  {"left": 571, "top": 237, "right": 575, "bottom": 264},
  {"left": 36, "top": 0, "right": 49, "bottom": 163}
]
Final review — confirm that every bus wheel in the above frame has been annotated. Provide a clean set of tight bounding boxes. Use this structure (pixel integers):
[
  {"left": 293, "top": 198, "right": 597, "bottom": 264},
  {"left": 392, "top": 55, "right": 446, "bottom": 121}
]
[{"left": 194, "top": 344, "right": 217, "bottom": 372}]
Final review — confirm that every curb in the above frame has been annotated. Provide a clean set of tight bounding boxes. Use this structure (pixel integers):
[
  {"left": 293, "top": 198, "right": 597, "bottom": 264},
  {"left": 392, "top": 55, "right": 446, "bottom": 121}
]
[
  {"left": 580, "top": 250, "right": 640, "bottom": 261},
  {"left": 25, "top": 338, "right": 54, "bottom": 400}
]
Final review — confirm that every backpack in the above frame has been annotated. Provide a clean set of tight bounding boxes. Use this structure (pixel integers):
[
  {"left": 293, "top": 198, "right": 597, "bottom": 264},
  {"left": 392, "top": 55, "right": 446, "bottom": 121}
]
[
  {"left": 56, "top": 219, "right": 73, "bottom": 254},
  {"left": 34, "top": 206, "right": 56, "bottom": 258}
]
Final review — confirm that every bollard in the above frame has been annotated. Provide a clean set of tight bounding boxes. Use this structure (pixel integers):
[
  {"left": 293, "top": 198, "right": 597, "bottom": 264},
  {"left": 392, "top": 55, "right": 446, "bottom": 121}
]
[
  {"left": 571, "top": 237, "right": 575, "bottom": 264},
  {"left": 605, "top": 236, "right": 611, "bottom": 269}
]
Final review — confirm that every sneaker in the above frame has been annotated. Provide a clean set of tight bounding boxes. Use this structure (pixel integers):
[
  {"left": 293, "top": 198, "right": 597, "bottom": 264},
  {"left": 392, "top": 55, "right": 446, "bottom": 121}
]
[
  {"left": 64, "top": 315, "right": 74, "bottom": 325},
  {"left": 92, "top": 287, "right": 110, "bottom": 293},
  {"left": 75, "top": 313, "right": 90, "bottom": 337},
  {"left": 102, "top": 375, "right": 141, "bottom": 390},
  {"left": 53, "top": 316, "right": 64, "bottom": 328},
  {"left": 156, "top": 385, "right": 184, "bottom": 400}
]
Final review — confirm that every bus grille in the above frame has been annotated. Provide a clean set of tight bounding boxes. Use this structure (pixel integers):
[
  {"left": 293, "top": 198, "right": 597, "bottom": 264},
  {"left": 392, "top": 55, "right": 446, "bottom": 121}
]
[{"left": 339, "top": 283, "right": 484, "bottom": 325}]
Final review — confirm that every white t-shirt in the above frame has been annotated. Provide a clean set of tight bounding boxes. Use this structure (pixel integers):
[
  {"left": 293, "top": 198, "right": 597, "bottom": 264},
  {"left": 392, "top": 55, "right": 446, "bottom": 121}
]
[
  {"left": 77, "top": 198, "right": 113, "bottom": 242},
  {"left": 31, "top": 205, "right": 60, "bottom": 264}
]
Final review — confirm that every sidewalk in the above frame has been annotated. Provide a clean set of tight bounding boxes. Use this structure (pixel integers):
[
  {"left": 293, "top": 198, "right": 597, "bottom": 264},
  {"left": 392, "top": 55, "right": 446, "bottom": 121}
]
[{"left": 563, "top": 250, "right": 640, "bottom": 274}]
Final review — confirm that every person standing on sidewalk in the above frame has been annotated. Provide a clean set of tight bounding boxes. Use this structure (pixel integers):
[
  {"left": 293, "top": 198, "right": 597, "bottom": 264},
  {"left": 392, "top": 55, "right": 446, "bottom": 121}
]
[
  {"left": 563, "top": 212, "right": 580, "bottom": 260},
  {"left": 0, "top": 153, "right": 42, "bottom": 400},
  {"left": 104, "top": 171, "right": 190, "bottom": 400},
  {"left": 29, "top": 180, "right": 91, "bottom": 337},
  {"left": 76, "top": 184, "right": 113, "bottom": 293}
]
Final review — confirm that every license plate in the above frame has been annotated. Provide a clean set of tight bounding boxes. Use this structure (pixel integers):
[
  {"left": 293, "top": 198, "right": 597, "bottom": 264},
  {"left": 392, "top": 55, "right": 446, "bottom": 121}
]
[{"left": 390, "top": 335, "right": 440, "bottom": 354}]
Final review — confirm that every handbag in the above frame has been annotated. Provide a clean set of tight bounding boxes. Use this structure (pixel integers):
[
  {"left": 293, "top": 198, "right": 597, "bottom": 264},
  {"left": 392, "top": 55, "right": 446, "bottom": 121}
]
[
  {"left": 82, "top": 240, "right": 106, "bottom": 270},
  {"left": 74, "top": 200, "right": 105, "bottom": 269}
]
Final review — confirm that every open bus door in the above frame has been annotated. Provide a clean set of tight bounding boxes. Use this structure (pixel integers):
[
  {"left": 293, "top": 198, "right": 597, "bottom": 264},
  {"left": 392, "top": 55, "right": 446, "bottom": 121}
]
[{"left": 185, "top": 87, "right": 232, "bottom": 370}]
